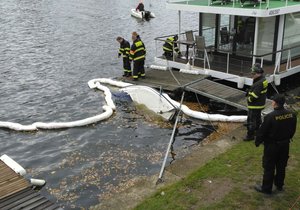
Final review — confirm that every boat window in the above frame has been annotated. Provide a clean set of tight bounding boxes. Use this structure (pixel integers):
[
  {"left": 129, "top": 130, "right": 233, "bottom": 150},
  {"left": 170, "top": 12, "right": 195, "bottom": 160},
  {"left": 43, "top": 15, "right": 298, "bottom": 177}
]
[
  {"left": 234, "top": 16, "right": 255, "bottom": 57},
  {"left": 283, "top": 12, "right": 300, "bottom": 60},
  {"left": 218, "top": 15, "right": 230, "bottom": 51},
  {"left": 256, "top": 17, "right": 276, "bottom": 61},
  {"left": 202, "top": 13, "right": 216, "bottom": 47}
]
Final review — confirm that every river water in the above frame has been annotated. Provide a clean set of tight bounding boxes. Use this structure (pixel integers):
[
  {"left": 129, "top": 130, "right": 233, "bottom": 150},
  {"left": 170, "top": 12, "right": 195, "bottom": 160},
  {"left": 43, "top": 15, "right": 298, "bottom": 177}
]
[{"left": 0, "top": 0, "right": 211, "bottom": 209}]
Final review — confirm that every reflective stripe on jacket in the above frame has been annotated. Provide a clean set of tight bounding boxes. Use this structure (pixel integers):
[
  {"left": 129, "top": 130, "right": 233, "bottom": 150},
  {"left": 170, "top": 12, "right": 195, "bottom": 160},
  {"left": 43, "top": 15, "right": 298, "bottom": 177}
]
[
  {"left": 247, "top": 75, "right": 268, "bottom": 109},
  {"left": 119, "top": 40, "right": 131, "bottom": 58},
  {"left": 163, "top": 37, "right": 179, "bottom": 53},
  {"left": 130, "top": 39, "right": 146, "bottom": 61}
]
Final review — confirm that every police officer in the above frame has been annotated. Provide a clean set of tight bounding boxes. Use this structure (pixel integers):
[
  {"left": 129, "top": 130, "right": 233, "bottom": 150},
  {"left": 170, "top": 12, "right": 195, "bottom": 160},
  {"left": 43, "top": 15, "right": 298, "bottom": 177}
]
[
  {"left": 244, "top": 63, "right": 268, "bottom": 141},
  {"left": 130, "top": 32, "right": 146, "bottom": 81},
  {"left": 163, "top": 35, "right": 181, "bottom": 60},
  {"left": 254, "top": 94, "right": 297, "bottom": 194},
  {"left": 116, "top": 37, "right": 131, "bottom": 77}
]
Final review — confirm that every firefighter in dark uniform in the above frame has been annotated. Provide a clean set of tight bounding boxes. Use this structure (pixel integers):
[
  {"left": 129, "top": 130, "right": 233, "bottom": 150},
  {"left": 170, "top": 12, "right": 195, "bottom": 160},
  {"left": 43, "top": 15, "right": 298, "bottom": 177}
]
[
  {"left": 130, "top": 32, "right": 146, "bottom": 81},
  {"left": 244, "top": 63, "right": 268, "bottom": 141},
  {"left": 163, "top": 35, "right": 181, "bottom": 60},
  {"left": 116, "top": 37, "right": 131, "bottom": 77},
  {"left": 254, "top": 94, "right": 297, "bottom": 194}
]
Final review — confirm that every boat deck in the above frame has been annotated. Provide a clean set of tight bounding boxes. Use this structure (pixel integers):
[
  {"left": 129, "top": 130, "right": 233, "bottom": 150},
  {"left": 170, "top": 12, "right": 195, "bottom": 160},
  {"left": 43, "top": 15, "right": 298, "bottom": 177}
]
[
  {"left": 121, "top": 69, "right": 273, "bottom": 114},
  {"left": 169, "top": 0, "right": 300, "bottom": 9},
  {"left": 158, "top": 51, "right": 300, "bottom": 78},
  {"left": 0, "top": 160, "right": 61, "bottom": 210}
]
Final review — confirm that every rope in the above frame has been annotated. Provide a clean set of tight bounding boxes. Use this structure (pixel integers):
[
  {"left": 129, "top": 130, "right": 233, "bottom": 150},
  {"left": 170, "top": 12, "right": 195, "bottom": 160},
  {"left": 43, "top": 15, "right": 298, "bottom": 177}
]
[
  {"left": 289, "top": 195, "right": 300, "bottom": 210},
  {"left": 166, "top": 60, "right": 181, "bottom": 86}
]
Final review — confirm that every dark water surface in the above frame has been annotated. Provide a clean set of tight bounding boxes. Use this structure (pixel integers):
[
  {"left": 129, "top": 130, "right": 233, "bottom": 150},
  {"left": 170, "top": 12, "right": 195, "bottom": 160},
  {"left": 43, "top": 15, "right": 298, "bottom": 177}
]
[{"left": 0, "top": 0, "right": 208, "bottom": 208}]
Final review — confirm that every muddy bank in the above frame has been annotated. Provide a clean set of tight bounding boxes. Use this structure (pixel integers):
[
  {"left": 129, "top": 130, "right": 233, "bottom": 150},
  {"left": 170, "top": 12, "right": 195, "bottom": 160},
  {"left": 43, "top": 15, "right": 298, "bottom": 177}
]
[
  {"left": 90, "top": 123, "right": 244, "bottom": 210},
  {"left": 90, "top": 87, "right": 300, "bottom": 210}
]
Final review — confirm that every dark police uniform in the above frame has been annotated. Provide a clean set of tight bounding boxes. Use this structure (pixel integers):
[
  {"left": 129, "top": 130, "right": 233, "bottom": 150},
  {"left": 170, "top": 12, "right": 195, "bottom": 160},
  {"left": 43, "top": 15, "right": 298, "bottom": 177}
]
[
  {"left": 130, "top": 36, "right": 146, "bottom": 80},
  {"left": 245, "top": 74, "right": 268, "bottom": 139},
  {"left": 118, "top": 39, "right": 131, "bottom": 77},
  {"left": 163, "top": 36, "right": 180, "bottom": 60},
  {"left": 255, "top": 103, "right": 297, "bottom": 193}
]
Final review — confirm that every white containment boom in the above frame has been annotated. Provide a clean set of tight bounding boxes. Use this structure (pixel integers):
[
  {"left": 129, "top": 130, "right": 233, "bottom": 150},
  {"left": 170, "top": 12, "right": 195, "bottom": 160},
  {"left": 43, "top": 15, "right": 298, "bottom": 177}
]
[{"left": 0, "top": 154, "right": 27, "bottom": 176}]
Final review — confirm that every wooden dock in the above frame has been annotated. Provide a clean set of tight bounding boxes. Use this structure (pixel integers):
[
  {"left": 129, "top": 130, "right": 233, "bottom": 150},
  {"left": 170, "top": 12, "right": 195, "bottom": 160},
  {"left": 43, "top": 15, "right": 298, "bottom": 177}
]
[
  {"left": 121, "top": 69, "right": 273, "bottom": 114},
  {"left": 121, "top": 68, "right": 207, "bottom": 91},
  {"left": 0, "top": 160, "right": 61, "bottom": 210}
]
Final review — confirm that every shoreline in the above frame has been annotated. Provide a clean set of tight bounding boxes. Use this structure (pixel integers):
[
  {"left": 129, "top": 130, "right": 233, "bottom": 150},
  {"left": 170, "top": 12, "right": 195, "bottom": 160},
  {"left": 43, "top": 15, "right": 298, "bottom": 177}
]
[
  {"left": 90, "top": 86, "right": 300, "bottom": 210},
  {"left": 90, "top": 122, "right": 244, "bottom": 210}
]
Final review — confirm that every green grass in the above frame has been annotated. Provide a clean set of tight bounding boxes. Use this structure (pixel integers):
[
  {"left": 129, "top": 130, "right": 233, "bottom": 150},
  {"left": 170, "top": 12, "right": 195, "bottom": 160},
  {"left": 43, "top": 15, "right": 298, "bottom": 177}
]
[{"left": 134, "top": 116, "right": 300, "bottom": 210}]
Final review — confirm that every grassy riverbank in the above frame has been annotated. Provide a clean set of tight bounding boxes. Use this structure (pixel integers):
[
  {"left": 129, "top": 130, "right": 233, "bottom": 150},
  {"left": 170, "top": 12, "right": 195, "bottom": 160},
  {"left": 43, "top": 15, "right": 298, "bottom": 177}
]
[{"left": 134, "top": 117, "right": 300, "bottom": 210}]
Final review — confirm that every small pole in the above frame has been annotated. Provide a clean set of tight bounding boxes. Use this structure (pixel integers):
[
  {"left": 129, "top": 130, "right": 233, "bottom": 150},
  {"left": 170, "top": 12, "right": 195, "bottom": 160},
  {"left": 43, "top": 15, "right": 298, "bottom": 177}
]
[
  {"left": 226, "top": 52, "right": 229, "bottom": 74},
  {"left": 156, "top": 91, "right": 185, "bottom": 184},
  {"left": 155, "top": 39, "right": 158, "bottom": 58}
]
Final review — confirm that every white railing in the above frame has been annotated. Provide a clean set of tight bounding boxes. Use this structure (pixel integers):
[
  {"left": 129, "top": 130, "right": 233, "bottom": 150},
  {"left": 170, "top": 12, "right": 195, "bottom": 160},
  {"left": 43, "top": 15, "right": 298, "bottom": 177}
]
[{"left": 155, "top": 31, "right": 300, "bottom": 76}]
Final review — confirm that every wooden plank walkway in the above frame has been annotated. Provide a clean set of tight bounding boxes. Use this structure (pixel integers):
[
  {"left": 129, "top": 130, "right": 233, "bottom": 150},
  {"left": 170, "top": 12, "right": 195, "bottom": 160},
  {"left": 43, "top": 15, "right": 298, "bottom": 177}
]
[
  {"left": 0, "top": 161, "right": 30, "bottom": 200},
  {"left": 0, "top": 160, "right": 62, "bottom": 210},
  {"left": 121, "top": 69, "right": 273, "bottom": 114},
  {"left": 121, "top": 69, "right": 207, "bottom": 91},
  {"left": 186, "top": 78, "right": 273, "bottom": 114}
]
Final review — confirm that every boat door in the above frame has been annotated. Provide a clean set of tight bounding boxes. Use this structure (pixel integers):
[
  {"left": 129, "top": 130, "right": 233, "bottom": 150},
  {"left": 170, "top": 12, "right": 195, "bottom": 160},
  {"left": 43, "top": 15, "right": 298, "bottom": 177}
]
[{"left": 232, "top": 16, "right": 255, "bottom": 57}]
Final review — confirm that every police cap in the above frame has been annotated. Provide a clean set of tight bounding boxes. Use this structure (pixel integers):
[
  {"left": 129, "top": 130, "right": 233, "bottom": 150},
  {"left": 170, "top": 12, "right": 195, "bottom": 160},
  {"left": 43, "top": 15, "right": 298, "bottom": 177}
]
[{"left": 272, "top": 94, "right": 285, "bottom": 107}]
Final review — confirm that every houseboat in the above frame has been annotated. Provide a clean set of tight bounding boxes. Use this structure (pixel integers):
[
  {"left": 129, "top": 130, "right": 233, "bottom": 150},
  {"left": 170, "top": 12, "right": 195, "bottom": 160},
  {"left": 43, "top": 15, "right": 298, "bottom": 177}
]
[{"left": 154, "top": 0, "right": 300, "bottom": 88}]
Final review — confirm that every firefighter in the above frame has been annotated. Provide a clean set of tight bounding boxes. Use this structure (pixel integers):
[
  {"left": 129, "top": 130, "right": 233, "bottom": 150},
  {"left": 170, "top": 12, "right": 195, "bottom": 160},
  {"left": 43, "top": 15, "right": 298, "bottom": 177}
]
[
  {"left": 163, "top": 35, "right": 181, "bottom": 60},
  {"left": 130, "top": 32, "right": 146, "bottom": 81},
  {"left": 244, "top": 63, "right": 268, "bottom": 141},
  {"left": 136, "top": 1, "right": 145, "bottom": 12},
  {"left": 254, "top": 94, "right": 297, "bottom": 194},
  {"left": 116, "top": 36, "right": 131, "bottom": 77}
]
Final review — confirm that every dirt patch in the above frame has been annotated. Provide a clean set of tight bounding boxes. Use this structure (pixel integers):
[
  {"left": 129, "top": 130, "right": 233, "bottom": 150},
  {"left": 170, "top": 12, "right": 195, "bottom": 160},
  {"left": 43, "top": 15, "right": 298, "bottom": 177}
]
[{"left": 199, "top": 178, "right": 234, "bottom": 205}]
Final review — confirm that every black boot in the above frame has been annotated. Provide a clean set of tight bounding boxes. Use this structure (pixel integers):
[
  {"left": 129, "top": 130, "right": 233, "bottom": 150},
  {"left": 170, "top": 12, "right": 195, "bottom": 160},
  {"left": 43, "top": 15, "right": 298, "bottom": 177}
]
[
  {"left": 254, "top": 185, "right": 272, "bottom": 194},
  {"left": 243, "top": 135, "right": 254, "bottom": 141}
]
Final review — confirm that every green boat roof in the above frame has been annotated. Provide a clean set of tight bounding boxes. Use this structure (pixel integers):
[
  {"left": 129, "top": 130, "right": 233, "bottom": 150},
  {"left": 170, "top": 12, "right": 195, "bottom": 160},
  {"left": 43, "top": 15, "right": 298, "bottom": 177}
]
[{"left": 166, "top": 0, "right": 300, "bottom": 17}]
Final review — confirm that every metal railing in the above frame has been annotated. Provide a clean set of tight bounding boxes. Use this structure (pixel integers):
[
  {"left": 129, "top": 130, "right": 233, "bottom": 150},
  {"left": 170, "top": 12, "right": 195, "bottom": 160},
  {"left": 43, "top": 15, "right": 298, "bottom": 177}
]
[
  {"left": 253, "top": 43, "right": 300, "bottom": 75},
  {"left": 154, "top": 31, "right": 300, "bottom": 76},
  {"left": 166, "top": 0, "right": 279, "bottom": 9},
  {"left": 154, "top": 28, "right": 215, "bottom": 66}
]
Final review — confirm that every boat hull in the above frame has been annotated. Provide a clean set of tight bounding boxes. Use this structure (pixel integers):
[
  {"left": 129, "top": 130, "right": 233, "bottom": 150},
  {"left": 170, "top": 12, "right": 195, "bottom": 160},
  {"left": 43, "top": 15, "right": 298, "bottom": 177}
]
[
  {"left": 130, "top": 9, "right": 155, "bottom": 19},
  {"left": 121, "top": 85, "right": 176, "bottom": 121}
]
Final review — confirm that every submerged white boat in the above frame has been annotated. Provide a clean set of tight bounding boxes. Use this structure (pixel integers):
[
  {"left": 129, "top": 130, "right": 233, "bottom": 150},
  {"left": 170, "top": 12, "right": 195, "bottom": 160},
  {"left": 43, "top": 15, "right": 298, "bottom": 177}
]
[
  {"left": 121, "top": 85, "right": 247, "bottom": 122},
  {"left": 130, "top": 8, "right": 156, "bottom": 20},
  {"left": 121, "top": 85, "right": 176, "bottom": 120}
]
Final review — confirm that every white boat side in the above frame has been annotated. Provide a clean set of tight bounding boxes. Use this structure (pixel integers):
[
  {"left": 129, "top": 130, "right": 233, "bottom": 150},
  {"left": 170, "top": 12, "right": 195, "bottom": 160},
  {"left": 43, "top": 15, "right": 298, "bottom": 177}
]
[
  {"left": 166, "top": 1, "right": 300, "bottom": 18},
  {"left": 152, "top": 0, "right": 300, "bottom": 88},
  {"left": 121, "top": 85, "right": 176, "bottom": 121},
  {"left": 130, "top": 9, "right": 156, "bottom": 19}
]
